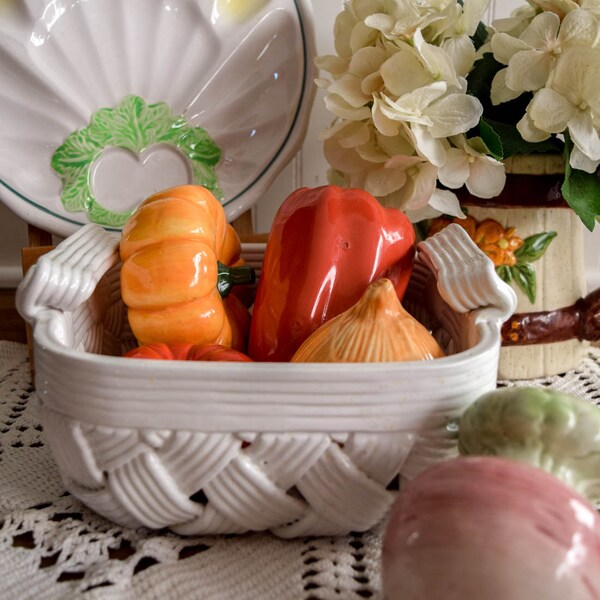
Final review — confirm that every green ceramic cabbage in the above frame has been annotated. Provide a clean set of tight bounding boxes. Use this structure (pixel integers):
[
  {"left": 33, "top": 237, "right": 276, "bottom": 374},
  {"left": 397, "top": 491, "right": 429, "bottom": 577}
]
[{"left": 459, "top": 387, "right": 600, "bottom": 504}]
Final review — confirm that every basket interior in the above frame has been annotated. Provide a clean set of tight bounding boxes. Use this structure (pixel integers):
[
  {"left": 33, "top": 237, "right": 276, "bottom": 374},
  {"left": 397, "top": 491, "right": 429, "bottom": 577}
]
[{"left": 70, "top": 255, "right": 474, "bottom": 360}]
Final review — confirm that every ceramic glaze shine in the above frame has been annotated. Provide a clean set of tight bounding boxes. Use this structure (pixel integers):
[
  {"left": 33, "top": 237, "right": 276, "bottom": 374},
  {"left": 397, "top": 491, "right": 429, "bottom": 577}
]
[{"left": 216, "top": 0, "right": 268, "bottom": 21}]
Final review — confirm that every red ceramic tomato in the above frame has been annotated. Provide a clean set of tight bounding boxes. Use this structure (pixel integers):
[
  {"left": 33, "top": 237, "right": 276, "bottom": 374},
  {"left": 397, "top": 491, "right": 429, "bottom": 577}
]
[{"left": 124, "top": 342, "right": 253, "bottom": 362}]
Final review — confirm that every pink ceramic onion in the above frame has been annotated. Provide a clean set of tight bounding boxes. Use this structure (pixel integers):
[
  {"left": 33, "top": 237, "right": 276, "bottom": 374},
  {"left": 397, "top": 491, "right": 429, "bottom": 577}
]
[{"left": 382, "top": 456, "right": 600, "bottom": 600}]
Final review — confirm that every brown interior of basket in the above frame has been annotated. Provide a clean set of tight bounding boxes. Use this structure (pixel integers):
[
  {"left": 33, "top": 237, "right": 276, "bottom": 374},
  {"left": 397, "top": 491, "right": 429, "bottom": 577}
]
[{"left": 75, "top": 256, "right": 472, "bottom": 360}]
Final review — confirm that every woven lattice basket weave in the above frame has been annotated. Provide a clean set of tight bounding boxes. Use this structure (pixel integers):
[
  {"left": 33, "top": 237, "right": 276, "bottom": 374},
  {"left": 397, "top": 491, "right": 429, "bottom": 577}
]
[{"left": 16, "top": 224, "right": 515, "bottom": 537}]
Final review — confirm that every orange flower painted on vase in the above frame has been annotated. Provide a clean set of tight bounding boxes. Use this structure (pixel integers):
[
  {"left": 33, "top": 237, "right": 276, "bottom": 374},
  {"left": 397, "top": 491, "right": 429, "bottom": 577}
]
[
  {"left": 473, "top": 220, "right": 523, "bottom": 267},
  {"left": 428, "top": 216, "right": 524, "bottom": 267},
  {"left": 427, "top": 214, "right": 557, "bottom": 304}
]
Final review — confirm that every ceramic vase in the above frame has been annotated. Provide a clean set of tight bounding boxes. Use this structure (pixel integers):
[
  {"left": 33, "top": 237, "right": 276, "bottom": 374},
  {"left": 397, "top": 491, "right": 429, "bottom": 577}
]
[{"left": 457, "top": 155, "right": 592, "bottom": 380}]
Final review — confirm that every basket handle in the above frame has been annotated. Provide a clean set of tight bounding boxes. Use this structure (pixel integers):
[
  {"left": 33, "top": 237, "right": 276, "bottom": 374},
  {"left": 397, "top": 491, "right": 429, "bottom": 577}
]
[
  {"left": 416, "top": 223, "right": 517, "bottom": 321},
  {"left": 16, "top": 224, "right": 119, "bottom": 324}
]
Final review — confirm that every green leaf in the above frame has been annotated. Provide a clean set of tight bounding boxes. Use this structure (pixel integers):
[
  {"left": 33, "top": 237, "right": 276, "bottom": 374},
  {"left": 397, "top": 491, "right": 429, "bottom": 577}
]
[
  {"left": 191, "top": 159, "right": 223, "bottom": 199},
  {"left": 477, "top": 119, "right": 503, "bottom": 160},
  {"left": 561, "top": 140, "right": 600, "bottom": 231},
  {"left": 87, "top": 199, "right": 134, "bottom": 228},
  {"left": 510, "top": 263, "right": 537, "bottom": 304},
  {"left": 175, "top": 128, "right": 221, "bottom": 165},
  {"left": 471, "top": 21, "right": 489, "bottom": 52},
  {"left": 51, "top": 129, "right": 102, "bottom": 171},
  {"left": 52, "top": 94, "right": 223, "bottom": 226},
  {"left": 467, "top": 53, "right": 502, "bottom": 103},
  {"left": 60, "top": 170, "right": 93, "bottom": 213},
  {"left": 482, "top": 119, "right": 563, "bottom": 158},
  {"left": 496, "top": 265, "right": 513, "bottom": 284},
  {"left": 514, "top": 231, "right": 557, "bottom": 263}
]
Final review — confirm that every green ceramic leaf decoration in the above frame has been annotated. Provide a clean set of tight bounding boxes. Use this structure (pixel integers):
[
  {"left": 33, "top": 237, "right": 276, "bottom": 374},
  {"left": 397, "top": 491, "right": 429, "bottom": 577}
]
[
  {"left": 510, "top": 263, "right": 537, "bottom": 304},
  {"left": 51, "top": 130, "right": 100, "bottom": 168},
  {"left": 496, "top": 265, "right": 513, "bottom": 284},
  {"left": 87, "top": 199, "right": 133, "bottom": 228},
  {"left": 52, "top": 95, "right": 222, "bottom": 227},
  {"left": 60, "top": 170, "right": 93, "bottom": 213},
  {"left": 494, "top": 230, "right": 556, "bottom": 304},
  {"left": 514, "top": 231, "right": 557, "bottom": 262}
]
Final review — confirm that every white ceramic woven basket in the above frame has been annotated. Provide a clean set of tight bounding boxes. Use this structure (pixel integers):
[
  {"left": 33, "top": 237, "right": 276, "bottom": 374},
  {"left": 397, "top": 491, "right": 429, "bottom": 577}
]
[{"left": 17, "top": 224, "right": 516, "bottom": 538}]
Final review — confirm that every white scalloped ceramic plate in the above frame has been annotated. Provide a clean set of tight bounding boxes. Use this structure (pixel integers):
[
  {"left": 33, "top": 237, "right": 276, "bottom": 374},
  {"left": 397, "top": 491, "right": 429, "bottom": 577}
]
[{"left": 0, "top": 0, "right": 315, "bottom": 236}]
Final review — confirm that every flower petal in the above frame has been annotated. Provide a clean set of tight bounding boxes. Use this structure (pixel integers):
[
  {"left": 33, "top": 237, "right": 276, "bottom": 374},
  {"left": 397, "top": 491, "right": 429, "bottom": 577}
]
[
  {"left": 568, "top": 110, "right": 600, "bottom": 161},
  {"left": 413, "top": 29, "right": 460, "bottom": 87},
  {"left": 429, "top": 188, "right": 465, "bottom": 217},
  {"left": 411, "top": 123, "right": 448, "bottom": 167},
  {"left": 506, "top": 49, "right": 553, "bottom": 92},
  {"left": 550, "top": 47, "right": 600, "bottom": 108},
  {"left": 519, "top": 11, "right": 560, "bottom": 48},
  {"left": 372, "top": 96, "right": 402, "bottom": 135},
  {"left": 426, "top": 93, "right": 483, "bottom": 138},
  {"left": 365, "top": 164, "right": 409, "bottom": 196},
  {"left": 403, "top": 163, "right": 439, "bottom": 210},
  {"left": 404, "top": 189, "right": 464, "bottom": 222},
  {"left": 348, "top": 46, "right": 388, "bottom": 78},
  {"left": 526, "top": 0, "right": 580, "bottom": 18},
  {"left": 363, "top": 13, "right": 396, "bottom": 36},
  {"left": 334, "top": 9, "right": 356, "bottom": 59},
  {"left": 380, "top": 50, "right": 434, "bottom": 97},
  {"left": 337, "top": 121, "right": 372, "bottom": 148},
  {"left": 491, "top": 31, "right": 530, "bottom": 65},
  {"left": 314, "top": 55, "right": 348, "bottom": 77},
  {"left": 466, "top": 157, "right": 506, "bottom": 198},
  {"left": 569, "top": 144, "right": 600, "bottom": 173},
  {"left": 559, "top": 9, "right": 598, "bottom": 46},
  {"left": 528, "top": 88, "right": 575, "bottom": 134},
  {"left": 328, "top": 75, "right": 370, "bottom": 108},
  {"left": 377, "top": 126, "right": 416, "bottom": 157},
  {"left": 441, "top": 35, "right": 477, "bottom": 78},
  {"left": 438, "top": 148, "right": 470, "bottom": 189},
  {"left": 323, "top": 138, "right": 370, "bottom": 173},
  {"left": 460, "top": 0, "right": 491, "bottom": 36},
  {"left": 324, "top": 94, "right": 372, "bottom": 121},
  {"left": 516, "top": 111, "right": 552, "bottom": 142},
  {"left": 490, "top": 68, "right": 522, "bottom": 105},
  {"left": 350, "top": 21, "right": 380, "bottom": 54}
]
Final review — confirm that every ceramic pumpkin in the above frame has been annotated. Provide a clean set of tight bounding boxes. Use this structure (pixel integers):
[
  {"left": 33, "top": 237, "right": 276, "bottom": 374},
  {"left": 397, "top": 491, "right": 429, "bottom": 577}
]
[{"left": 120, "top": 185, "right": 254, "bottom": 349}]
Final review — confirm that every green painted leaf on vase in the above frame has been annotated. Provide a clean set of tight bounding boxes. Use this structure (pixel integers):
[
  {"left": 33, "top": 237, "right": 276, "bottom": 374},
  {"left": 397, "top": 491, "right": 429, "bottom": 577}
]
[
  {"left": 510, "top": 263, "right": 537, "bottom": 304},
  {"left": 514, "top": 231, "right": 557, "bottom": 263},
  {"left": 496, "top": 264, "right": 513, "bottom": 284}
]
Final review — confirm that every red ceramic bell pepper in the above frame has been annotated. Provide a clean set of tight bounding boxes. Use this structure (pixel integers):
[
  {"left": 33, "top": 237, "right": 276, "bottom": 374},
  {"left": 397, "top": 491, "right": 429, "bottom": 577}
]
[{"left": 248, "top": 185, "right": 416, "bottom": 362}]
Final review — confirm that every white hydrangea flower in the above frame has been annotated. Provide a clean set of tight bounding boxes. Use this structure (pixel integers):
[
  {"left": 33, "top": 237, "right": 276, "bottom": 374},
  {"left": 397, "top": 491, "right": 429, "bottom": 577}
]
[
  {"left": 439, "top": 136, "right": 507, "bottom": 197},
  {"left": 493, "top": 6, "right": 537, "bottom": 37},
  {"left": 491, "top": 9, "right": 598, "bottom": 104},
  {"left": 403, "top": 188, "right": 465, "bottom": 221},
  {"left": 373, "top": 154, "right": 439, "bottom": 209},
  {"left": 377, "top": 81, "right": 482, "bottom": 165},
  {"left": 524, "top": 46, "right": 600, "bottom": 171},
  {"left": 526, "top": 0, "right": 582, "bottom": 18},
  {"left": 316, "top": 0, "right": 508, "bottom": 221}
]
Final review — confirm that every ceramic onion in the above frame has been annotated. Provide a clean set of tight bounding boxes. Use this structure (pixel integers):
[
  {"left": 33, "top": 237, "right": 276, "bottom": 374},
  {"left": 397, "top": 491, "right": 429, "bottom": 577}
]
[
  {"left": 382, "top": 456, "right": 600, "bottom": 600},
  {"left": 291, "top": 278, "right": 444, "bottom": 363}
]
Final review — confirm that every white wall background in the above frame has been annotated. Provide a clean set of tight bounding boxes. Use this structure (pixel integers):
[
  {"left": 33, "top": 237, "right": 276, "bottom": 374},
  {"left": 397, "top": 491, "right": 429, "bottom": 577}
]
[{"left": 0, "top": 0, "right": 597, "bottom": 288}]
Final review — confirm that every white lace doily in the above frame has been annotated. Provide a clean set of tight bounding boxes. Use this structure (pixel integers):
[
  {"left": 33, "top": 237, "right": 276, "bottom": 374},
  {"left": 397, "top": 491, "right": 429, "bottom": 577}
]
[{"left": 1, "top": 340, "right": 599, "bottom": 600}]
